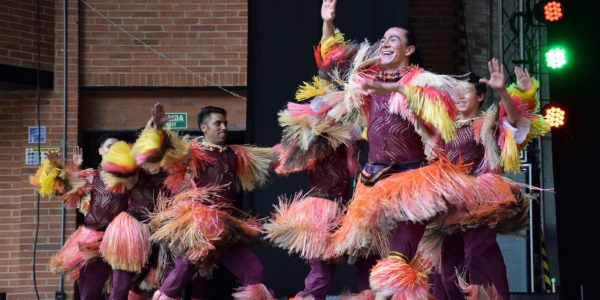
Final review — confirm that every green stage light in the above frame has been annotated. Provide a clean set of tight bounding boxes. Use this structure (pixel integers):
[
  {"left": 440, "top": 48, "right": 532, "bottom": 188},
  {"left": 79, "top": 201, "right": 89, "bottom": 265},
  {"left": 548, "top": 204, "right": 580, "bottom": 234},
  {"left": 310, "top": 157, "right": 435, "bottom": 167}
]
[{"left": 545, "top": 48, "right": 566, "bottom": 69}]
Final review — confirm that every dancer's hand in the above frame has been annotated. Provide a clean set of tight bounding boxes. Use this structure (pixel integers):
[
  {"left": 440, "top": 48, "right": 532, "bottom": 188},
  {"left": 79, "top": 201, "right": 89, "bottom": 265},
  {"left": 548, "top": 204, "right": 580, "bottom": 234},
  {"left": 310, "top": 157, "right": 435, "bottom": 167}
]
[
  {"left": 361, "top": 81, "right": 403, "bottom": 96},
  {"left": 322, "top": 0, "right": 337, "bottom": 22},
  {"left": 46, "top": 151, "right": 63, "bottom": 165},
  {"left": 72, "top": 146, "right": 83, "bottom": 168},
  {"left": 151, "top": 102, "right": 175, "bottom": 130},
  {"left": 479, "top": 58, "right": 506, "bottom": 91},
  {"left": 515, "top": 66, "right": 532, "bottom": 92}
]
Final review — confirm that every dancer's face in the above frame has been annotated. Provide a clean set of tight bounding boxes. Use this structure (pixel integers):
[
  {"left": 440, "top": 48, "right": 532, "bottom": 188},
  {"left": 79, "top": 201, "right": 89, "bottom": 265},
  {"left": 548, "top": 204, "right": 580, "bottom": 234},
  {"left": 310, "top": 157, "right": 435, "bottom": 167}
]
[
  {"left": 200, "top": 113, "right": 228, "bottom": 145},
  {"left": 98, "top": 138, "right": 119, "bottom": 158},
  {"left": 379, "top": 27, "right": 415, "bottom": 71},
  {"left": 455, "top": 82, "right": 484, "bottom": 116}
]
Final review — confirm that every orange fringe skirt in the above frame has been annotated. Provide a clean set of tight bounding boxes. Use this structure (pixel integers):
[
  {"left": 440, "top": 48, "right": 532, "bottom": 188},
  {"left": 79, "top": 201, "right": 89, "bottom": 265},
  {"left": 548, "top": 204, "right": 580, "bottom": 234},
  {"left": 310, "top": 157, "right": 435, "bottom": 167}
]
[
  {"left": 149, "top": 188, "right": 262, "bottom": 271},
  {"left": 331, "top": 156, "right": 520, "bottom": 260}
]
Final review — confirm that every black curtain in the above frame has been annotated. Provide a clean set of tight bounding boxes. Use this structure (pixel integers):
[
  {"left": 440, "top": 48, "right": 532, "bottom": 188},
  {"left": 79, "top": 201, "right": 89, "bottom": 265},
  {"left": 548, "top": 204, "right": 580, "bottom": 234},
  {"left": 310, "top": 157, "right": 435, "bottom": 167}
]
[
  {"left": 246, "top": 0, "right": 409, "bottom": 297},
  {"left": 547, "top": 1, "right": 600, "bottom": 299}
]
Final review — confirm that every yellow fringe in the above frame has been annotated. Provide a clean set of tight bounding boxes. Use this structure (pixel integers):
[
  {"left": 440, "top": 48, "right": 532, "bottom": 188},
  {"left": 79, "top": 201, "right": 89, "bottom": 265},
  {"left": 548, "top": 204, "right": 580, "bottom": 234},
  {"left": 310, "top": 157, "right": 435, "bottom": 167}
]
[
  {"left": 231, "top": 145, "right": 275, "bottom": 192},
  {"left": 160, "top": 130, "right": 191, "bottom": 170},
  {"left": 361, "top": 126, "right": 368, "bottom": 141},
  {"left": 37, "top": 159, "right": 62, "bottom": 196},
  {"left": 403, "top": 86, "right": 457, "bottom": 142},
  {"left": 132, "top": 127, "right": 163, "bottom": 157},
  {"left": 295, "top": 76, "right": 327, "bottom": 101},
  {"left": 501, "top": 128, "right": 521, "bottom": 173},
  {"left": 103, "top": 141, "right": 137, "bottom": 171},
  {"left": 320, "top": 28, "right": 345, "bottom": 58},
  {"left": 507, "top": 78, "right": 539, "bottom": 110}
]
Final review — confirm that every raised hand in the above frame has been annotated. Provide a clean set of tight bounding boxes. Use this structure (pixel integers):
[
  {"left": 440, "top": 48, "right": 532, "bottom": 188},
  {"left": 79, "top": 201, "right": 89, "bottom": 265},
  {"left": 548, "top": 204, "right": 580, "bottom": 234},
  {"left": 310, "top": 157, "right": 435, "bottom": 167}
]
[
  {"left": 151, "top": 102, "right": 175, "bottom": 130},
  {"left": 322, "top": 0, "right": 337, "bottom": 22},
  {"left": 46, "top": 150, "right": 63, "bottom": 165},
  {"left": 479, "top": 58, "right": 506, "bottom": 91},
  {"left": 515, "top": 66, "right": 532, "bottom": 92},
  {"left": 72, "top": 146, "right": 83, "bottom": 168}
]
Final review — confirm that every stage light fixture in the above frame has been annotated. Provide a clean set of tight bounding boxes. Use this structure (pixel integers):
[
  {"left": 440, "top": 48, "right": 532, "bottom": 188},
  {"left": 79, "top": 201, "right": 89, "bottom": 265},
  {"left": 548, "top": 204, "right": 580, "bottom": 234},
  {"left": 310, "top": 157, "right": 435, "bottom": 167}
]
[
  {"left": 544, "top": 105, "right": 566, "bottom": 128},
  {"left": 534, "top": 0, "right": 564, "bottom": 24},
  {"left": 545, "top": 48, "right": 566, "bottom": 69}
]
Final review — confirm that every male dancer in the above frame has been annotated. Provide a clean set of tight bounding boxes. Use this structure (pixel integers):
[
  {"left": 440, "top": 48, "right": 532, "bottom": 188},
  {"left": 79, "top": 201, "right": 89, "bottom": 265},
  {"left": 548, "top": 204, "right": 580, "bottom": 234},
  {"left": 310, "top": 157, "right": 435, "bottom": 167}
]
[{"left": 136, "top": 103, "right": 276, "bottom": 300}]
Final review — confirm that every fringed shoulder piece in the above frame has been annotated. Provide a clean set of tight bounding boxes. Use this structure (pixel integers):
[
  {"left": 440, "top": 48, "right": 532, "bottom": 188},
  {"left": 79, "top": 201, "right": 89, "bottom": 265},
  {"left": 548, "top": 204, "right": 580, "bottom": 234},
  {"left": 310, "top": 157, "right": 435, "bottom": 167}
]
[
  {"left": 101, "top": 141, "right": 140, "bottom": 193},
  {"left": 396, "top": 67, "right": 463, "bottom": 142},
  {"left": 30, "top": 158, "right": 95, "bottom": 209},
  {"left": 133, "top": 127, "right": 193, "bottom": 172},
  {"left": 229, "top": 145, "right": 276, "bottom": 192},
  {"left": 317, "top": 28, "right": 345, "bottom": 63},
  {"left": 473, "top": 104, "right": 502, "bottom": 175},
  {"left": 162, "top": 140, "right": 214, "bottom": 194},
  {"left": 498, "top": 78, "right": 550, "bottom": 173},
  {"left": 295, "top": 76, "right": 328, "bottom": 101}
]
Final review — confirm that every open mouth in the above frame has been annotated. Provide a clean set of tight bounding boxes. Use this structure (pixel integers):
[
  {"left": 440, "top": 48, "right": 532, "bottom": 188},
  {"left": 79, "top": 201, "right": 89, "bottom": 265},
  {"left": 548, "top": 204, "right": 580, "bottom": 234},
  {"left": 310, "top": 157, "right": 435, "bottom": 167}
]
[{"left": 382, "top": 51, "right": 394, "bottom": 56}]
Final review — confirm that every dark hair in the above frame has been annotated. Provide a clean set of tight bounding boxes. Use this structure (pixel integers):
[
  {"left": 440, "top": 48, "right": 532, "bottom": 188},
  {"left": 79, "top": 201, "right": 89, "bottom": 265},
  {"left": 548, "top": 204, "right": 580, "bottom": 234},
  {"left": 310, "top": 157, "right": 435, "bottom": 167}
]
[
  {"left": 197, "top": 106, "right": 227, "bottom": 128},
  {"left": 98, "top": 132, "right": 121, "bottom": 148},
  {"left": 393, "top": 25, "right": 424, "bottom": 67}
]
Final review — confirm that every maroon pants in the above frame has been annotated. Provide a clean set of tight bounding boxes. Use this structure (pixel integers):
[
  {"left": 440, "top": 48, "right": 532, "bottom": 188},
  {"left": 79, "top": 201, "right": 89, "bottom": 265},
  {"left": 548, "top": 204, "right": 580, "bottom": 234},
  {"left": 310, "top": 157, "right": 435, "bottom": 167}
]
[
  {"left": 78, "top": 259, "right": 111, "bottom": 300},
  {"left": 436, "top": 227, "right": 510, "bottom": 300},
  {"left": 110, "top": 270, "right": 137, "bottom": 300},
  {"left": 389, "top": 220, "right": 428, "bottom": 261},
  {"left": 159, "top": 244, "right": 264, "bottom": 298},
  {"left": 295, "top": 256, "right": 378, "bottom": 300}
]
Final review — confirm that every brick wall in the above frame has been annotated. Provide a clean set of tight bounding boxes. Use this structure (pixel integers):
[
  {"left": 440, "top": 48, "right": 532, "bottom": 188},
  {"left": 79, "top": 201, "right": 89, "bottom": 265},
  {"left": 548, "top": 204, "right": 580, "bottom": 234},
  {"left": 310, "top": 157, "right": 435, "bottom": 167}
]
[
  {"left": 0, "top": 0, "right": 79, "bottom": 298},
  {"left": 460, "top": 0, "right": 499, "bottom": 106},
  {"left": 80, "top": 90, "right": 247, "bottom": 131},
  {"left": 459, "top": 0, "right": 498, "bottom": 76},
  {"left": 0, "top": 0, "right": 55, "bottom": 71},
  {"left": 410, "top": 0, "right": 461, "bottom": 74},
  {"left": 79, "top": 0, "right": 247, "bottom": 87}
]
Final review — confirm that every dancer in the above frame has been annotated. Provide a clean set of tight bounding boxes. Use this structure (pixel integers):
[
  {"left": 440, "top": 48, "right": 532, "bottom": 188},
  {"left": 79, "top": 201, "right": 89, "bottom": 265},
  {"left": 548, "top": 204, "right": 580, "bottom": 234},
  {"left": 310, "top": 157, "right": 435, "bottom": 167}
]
[
  {"left": 30, "top": 134, "right": 127, "bottom": 299},
  {"left": 135, "top": 103, "right": 277, "bottom": 300},
  {"left": 266, "top": 139, "right": 378, "bottom": 300},
  {"left": 425, "top": 60, "right": 549, "bottom": 300},
  {"left": 276, "top": 1, "right": 480, "bottom": 299},
  {"left": 95, "top": 121, "right": 169, "bottom": 300}
]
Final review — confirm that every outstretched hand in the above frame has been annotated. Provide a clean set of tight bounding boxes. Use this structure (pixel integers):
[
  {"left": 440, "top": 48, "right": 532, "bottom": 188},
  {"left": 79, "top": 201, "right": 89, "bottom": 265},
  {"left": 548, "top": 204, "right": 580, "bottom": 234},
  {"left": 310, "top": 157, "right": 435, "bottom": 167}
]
[
  {"left": 322, "top": 0, "right": 337, "bottom": 22},
  {"left": 361, "top": 81, "right": 401, "bottom": 96},
  {"left": 515, "top": 66, "right": 532, "bottom": 92},
  {"left": 479, "top": 58, "right": 506, "bottom": 91},
  {"left": 72, "top": 146, "right": 83, "bottom": 168},
  {"left": 46, "top": 150, "right": 64, "bottom": 165},
  {"left": 151, "top": 102, "right": 175, "bottom": 130}
]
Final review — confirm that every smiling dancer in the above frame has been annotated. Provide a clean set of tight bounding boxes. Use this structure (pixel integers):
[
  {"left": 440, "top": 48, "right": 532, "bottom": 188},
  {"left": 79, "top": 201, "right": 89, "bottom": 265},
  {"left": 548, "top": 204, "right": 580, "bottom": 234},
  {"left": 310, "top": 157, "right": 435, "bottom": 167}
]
[{"left": 134, "top": 103, "right": 277, "bottom": 300}]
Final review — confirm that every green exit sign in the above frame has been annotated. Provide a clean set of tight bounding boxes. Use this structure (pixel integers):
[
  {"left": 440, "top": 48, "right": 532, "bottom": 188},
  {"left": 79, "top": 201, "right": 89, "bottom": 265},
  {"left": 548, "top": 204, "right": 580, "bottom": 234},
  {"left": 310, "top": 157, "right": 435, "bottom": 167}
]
[{"left": 165, "top": 113, "right": 188, "bottom": 129}]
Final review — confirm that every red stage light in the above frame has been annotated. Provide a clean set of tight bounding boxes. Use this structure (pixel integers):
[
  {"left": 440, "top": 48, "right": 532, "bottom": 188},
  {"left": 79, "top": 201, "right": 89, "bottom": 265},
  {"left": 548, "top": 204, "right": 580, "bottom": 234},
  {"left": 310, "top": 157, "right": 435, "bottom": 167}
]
[{"left": 544, "top": 106, "right": 566, "bottom": 128}]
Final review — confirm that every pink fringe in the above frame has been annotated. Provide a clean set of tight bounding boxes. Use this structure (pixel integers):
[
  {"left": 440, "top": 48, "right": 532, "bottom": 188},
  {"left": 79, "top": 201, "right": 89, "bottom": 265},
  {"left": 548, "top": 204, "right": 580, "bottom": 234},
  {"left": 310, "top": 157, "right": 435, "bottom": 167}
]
[
  {"left": 458, "top": 274, "right": 504, "bottom": 300},
  {"left": 152, "top": 290, "right": 180, "bottom": 300},
  {"left": 288, "top": 102, "right": 330, "bottom": 117},
  {"left": 264, "top": 193, "right": 344, "bottom": 260},
  {"left": 232, "top": 284, "right": 276, "bottom": 300},
  {"left": 100, "top": 212, "right": 151, "bottom": 272},
  {"left": 102, "top": 162, "right": 138, "bottom": 176},
  {"left": 339, "top": 289, "right": 376, "bottom": 300},
  {"left": 49, "top": 226, "right": 104, "bottom": 281},
  {"left": 369, "top": 258, "right": 431, "bottom": 300},
  {"left": 128, "top": 291, "right": 144, "bottom": 300}
]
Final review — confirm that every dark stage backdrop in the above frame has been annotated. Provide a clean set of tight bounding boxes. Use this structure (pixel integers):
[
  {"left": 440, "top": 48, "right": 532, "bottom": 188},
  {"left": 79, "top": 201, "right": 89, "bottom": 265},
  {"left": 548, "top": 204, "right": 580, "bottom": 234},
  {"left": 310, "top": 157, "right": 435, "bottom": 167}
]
[
  {"left": 246, "top": 0, "right": 409, "bottom": 298},
  {"left": 547, "top": 1, "right": 600, "bottom": 299}
]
